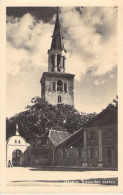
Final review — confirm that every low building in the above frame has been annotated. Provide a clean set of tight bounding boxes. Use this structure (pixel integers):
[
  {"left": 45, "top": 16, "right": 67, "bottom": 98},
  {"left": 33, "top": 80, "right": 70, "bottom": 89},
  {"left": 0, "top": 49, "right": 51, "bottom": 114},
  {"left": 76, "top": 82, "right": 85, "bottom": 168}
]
[
  {"left": 6, "top": 124, "right": 30, "bottom": 167},
  {"left": 34, "top": 105, "right": 118, "bottom": 169},
  {"left": 34, "top": 129, "right": 70, "bottom": 166},
  {"left": 56, "top": 105, "right": 118, "bottom": 168}
]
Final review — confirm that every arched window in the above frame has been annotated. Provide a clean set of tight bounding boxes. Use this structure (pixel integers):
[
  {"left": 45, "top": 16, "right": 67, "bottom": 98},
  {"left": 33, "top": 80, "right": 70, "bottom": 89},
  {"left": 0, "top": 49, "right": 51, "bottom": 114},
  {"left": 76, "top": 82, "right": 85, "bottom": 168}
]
[
  {"left": 57, "top": 54, "right": 61, "bottom": 71},
  {"left": 58, "top": 95, "right": 62, "bottom": 103},
  {"left": 18, "top": 140, "right": 21, "bottom": 144},
  {"left": 15, "top": 140, "right": 17, "bottom": 143},
  {"left": 57, "top": 80, "right": 63, "bottom": 91}
]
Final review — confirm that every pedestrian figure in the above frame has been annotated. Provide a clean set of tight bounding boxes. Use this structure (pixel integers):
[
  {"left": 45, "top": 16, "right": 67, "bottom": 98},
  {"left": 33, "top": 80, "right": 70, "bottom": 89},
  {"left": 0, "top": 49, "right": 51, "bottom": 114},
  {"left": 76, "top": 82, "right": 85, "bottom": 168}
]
[{"left": 8, "top": 160, "right": 13, "bottom": 167}]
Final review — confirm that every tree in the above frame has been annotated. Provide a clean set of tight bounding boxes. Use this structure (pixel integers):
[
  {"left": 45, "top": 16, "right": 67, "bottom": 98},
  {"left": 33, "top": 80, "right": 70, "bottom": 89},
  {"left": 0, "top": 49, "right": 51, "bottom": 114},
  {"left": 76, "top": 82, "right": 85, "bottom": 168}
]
[
  {"left": 6, "top": 97, "right": 96, "bottom": 144},
  {"left": 106, "top": 96, "right": 118, "bottom": 110}
]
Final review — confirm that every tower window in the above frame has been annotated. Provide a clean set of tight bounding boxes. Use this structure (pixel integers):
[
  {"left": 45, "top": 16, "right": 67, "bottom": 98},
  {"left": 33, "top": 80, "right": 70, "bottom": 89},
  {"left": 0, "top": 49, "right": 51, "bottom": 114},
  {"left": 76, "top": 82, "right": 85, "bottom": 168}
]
[
  {"left": 51, "top": 55, "right": 55, "bottom": 71},
  {"left": 64, "top": 83, "right": 67, "bottom": 92},
  {"left": 57, "top": 54, "right": 61, "bottom": 71},
  {"left": 52, "top": 82, "right": 55, "bottom": 91},
  {"left": 57, "top": 80, "right": 63, "bottom": 91},
  {"left": 58, "top": 95, "right": 62, "bottom": 103}
]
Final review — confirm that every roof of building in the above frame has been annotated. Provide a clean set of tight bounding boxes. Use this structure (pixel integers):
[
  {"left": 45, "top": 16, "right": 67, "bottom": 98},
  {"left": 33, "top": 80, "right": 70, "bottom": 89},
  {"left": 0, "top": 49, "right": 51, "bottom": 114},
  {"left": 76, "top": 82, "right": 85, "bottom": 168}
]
[
  {"left": 34, "top": 129, "right": 71, "bottom": 148},
  {"left": 49, "top": 129, "right": 71, "bottom": 146},
  {"left": 56, "top": 128, "right": 83, "bottom": 148},
  {"left": 83, "top": 105, "right": 118, "bottom": 128},
  {"left": 50, "top": 8, "right": 64, "bottom": 51},
  {"left": 56, "top": 106, "right": 118, "bottom": 148}
]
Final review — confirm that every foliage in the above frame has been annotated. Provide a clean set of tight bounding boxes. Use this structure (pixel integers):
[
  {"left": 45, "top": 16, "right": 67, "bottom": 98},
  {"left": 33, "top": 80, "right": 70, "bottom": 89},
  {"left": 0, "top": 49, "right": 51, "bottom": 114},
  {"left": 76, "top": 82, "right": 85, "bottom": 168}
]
[
  {"left": 6, "top": 97, "right": 96, "bottom": 144},
  {"left": 106, "top": 95, "right": 118, "bottom": 110}
]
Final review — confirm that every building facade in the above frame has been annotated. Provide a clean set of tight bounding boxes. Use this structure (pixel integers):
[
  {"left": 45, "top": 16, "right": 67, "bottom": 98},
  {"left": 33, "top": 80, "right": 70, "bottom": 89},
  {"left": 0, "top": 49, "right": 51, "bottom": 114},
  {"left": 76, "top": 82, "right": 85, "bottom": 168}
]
[
  {"left": 40, "top": 9, "right": 75, "bottom": 106},
  {"left": 6, "top": 124, "right": 29, "bottom": 167},
  {"left": 34, "top": 106, "right": 118, "bottom": 169},
  {"left": 34, "top": 129, "right": 70, "bottom": 166}
]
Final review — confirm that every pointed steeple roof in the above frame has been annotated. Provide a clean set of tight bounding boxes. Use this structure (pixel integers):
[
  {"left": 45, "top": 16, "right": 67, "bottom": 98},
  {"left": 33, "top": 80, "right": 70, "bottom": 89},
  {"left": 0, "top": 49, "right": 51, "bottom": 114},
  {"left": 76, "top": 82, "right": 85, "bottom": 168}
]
[{"left": 51, "top": 8, "right": 64, "bottom": 50}]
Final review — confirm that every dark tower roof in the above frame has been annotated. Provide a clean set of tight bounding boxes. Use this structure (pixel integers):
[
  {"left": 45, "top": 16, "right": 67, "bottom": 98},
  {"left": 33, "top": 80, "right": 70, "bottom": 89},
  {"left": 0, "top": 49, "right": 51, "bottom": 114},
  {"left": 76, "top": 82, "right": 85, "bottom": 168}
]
[{"left": 51, "top": 8, "right": 64, "bottom": 50}]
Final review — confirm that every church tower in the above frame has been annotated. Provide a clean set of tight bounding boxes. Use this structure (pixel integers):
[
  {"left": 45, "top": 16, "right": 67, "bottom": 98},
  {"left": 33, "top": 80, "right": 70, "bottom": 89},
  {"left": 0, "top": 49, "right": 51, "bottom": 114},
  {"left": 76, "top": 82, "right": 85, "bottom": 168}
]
[{"left": 40, "top": 8, "right": 75, "bottom": 105}]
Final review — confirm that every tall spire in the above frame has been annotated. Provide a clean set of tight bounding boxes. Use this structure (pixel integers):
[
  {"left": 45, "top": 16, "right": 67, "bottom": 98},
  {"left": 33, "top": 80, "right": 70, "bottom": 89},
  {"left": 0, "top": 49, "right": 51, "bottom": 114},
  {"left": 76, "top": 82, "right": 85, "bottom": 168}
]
[{"left": 51, "top": 7, "right": 64, "bottom": 50}]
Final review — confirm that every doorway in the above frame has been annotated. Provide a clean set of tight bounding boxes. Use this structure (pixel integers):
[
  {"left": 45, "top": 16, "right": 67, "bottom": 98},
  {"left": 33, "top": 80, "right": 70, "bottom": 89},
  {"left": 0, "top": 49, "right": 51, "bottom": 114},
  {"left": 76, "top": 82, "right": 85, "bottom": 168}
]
[
  {"left": 107, "top": 150, "right": 112, "bottom": 167},
  {"left": 12, "top": 149, "right": 22, "bottom": 167}
]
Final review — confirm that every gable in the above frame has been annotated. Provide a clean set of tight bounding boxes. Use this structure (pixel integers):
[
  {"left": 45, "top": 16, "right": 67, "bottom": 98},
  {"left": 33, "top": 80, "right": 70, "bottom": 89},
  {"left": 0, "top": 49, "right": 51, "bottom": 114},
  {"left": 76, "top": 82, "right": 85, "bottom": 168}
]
[
  {"left": 34, "top": 137, "right": 54, "bottom": 149},
  {"left": 56, "top": 129, "right": 83, "bottom": 148},
  {"left": 34, "top": 130, "right": 71, "bottom": 149}
]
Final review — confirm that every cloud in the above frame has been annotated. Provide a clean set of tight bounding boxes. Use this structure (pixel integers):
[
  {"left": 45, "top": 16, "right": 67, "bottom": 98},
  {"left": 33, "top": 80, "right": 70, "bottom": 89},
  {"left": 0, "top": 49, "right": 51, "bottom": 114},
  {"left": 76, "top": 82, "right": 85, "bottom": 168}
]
[
  {"left": 60, "top": 7, "right": 117, "bottom": 80},
  {"left": 6, "top": 8, "right": 117, "bottom": 116},
  {"left": 7, "top": 13, "right": 54, "bottom": 77},
  {"left": 94, "top": 79, "right": 105, "bottom": 86},
  {"left": 6, "top": 7, "right": 117, "bottom": 81}
]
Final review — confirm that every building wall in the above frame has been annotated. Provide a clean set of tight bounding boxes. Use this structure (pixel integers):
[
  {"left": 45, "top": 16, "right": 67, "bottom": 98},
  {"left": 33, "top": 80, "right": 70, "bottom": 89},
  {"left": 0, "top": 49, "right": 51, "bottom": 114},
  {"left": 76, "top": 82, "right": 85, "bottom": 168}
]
[
  {"left": 53, "top": 125, "right": 117, "bottom": 168},
  {"left": 33, "top": 112, "right": 117, "bottom": 169},
  {"left": 85, "top": 124, "right": 118, "bottom": 168},
  {"left": 34, "top": 148, "right": 54, "bottom": 166},
  {"left": 34, "top": 147, "right": 85, "bottom": 167},
  {"left": 41, "top": 73, "right": 74, "bottom": 105},
  {"left": 54, "top": 147, "right": 85, "bottom": 167},
  {"left": 6, "top": 136, "right": 27, "bottom": 167}
]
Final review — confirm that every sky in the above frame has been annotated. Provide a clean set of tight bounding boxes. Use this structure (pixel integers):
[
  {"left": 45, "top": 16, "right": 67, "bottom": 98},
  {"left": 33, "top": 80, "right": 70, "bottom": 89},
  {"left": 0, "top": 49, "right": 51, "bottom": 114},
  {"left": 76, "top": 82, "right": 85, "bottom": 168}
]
[{"left": 6, "top": 7, "right": 117, "bottom": 117}]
